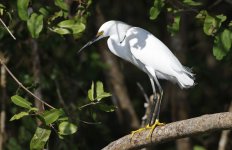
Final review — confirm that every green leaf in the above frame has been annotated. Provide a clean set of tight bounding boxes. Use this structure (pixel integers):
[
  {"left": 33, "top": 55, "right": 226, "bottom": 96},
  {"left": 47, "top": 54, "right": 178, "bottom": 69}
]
[
  {"left": 10, "top": 112, "right": 29, "bottom": 121},
  {"left": 0, "top": 4, "right": 5, "bottom": 9},
  {"left": 17, "top": 0, "right": 29, "bottom": 21},
  {"left": 196, "top": 10, "right": 207, "bottom": 20},
  {"left": 98, "top": 104, "right": 116, "bottom": 112},
  {"left": 88, "top": 81, "right": 95, "bottom": 101},
  {"left": 27, "top": 13, "right": 44, "bottom": 38},
  {"left": 213, "top": 29, "right": 232, "bottom": 60},
  {"left": 203, "top": 13, "right": 226, "bottom": 36},
  {"left": 28, "top": 107, "right": 39, "bottom": 113},
  {"left": 39, "top": 7, "right": 49, "bottom": 17},
  {"left": 58, "top": 121, "right": 77, "bottom": 135},
  {"left": 182, "top": 0, "right": 202, "bottom": 6},
  {"left": 0, "top": 3, "right": 5, "bottom": 16},
  {"left": 30, "top": 127, "right": 51, "bottom": 150},
  {"left": 40, "top": 109, "right": 64, "bottom": 125},
  {"left": 48, "top": 10, "right": 64, "bottom": 24},
  {"left": 221, "top": 29, "right": 232, "bottom": 50},
  {"left": 229, "top": 21, "right": 232, "bottom": 27},
  {"left": 49, "top": 27, "right": 71, "bottom": 35},
  {"left": 96, "top": 81, "right": 111, "bottom": 101},
  {"left": 11, "top": 95, "right": 32, "bottom": 109},
  {"left": 58, "top": 116, "right": 69, "bottom": 121},
  {"left": 50, "top": 20, "right": 86, "bottom": 35},
  {"left": 149, "top": 0, "right": 165, "bottom": 20},
  {"left": 57, "top": 20, "right": 85, "bottom": 33},
  {"left": 167, "top": 13, "right": 181, "bottom": 36},
  {"left": 55, "top": 0, "right": 69, "bottom": 11},
  {"left": 193, "top": 145, "right": 206, "bottom": 150}
]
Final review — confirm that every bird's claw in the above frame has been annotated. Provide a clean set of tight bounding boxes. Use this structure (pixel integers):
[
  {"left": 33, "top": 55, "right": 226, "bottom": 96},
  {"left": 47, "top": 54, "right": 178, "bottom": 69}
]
[
  {"left": 130, "top": 119, "right": 165, "bottom": 141},
  {"left": 130, "top": 127, "right": 146, "bottom": 140},
  {"left": 146, "top": 119, "right": 165, "bottom": 139}
]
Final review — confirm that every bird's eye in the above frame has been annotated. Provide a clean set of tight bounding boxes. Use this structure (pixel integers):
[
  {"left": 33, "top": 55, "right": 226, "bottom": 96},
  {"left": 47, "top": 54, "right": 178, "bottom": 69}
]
[{"left": 96, "top": 31, "right": 104, "bottom": 37}]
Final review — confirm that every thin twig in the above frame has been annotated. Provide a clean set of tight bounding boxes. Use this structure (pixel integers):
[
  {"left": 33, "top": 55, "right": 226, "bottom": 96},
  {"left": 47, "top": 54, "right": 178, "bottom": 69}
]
[
  {"left": 136, "top": 82, "right": 150, "bottom": 104},
  {"left": 136, "top": 82, "right": 151, "bottom": 126},
  {"left": 77, "top": 118, "right": 102, "bottom": 125},
  {"left": 0, "top": 18, "right": 16, "bottom": 40},
  {"left": 0, "top": 58, "right": 55, "bottom": 109}
]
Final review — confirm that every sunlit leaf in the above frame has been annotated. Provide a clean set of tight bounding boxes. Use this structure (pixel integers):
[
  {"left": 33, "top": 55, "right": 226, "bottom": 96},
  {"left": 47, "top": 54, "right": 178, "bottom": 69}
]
[
  {"left": 11, "top": 95, "right": 32, "bottom": 109},
  {"left": 58, "top": 121, "right": 77, "bottom": 135},
  {"left": 193, "top": 145, "right": 206, "bottom": 150},
  {"left": 30, "top": 127, "right": 51, "bottom": 150},
  {"left": 57, "top": 20, "right": 85, "bottom": 33},
  {"left": 17, "top": 0, "right": 29, "bottom": 21},
  {"left": 229, "top": 21, "right": 232, "bottom": 27},
  {"left": 27, "top": 13, "right": 44, "bottom": 38},
  {"left": 10, "top": 112, "right": 29, "bottom": 121},
  {"left": 55, "top": 0, "right": 69, "bottom": 11},
  {"left": 195, "top": 10, "right": 207, "bottom": 20},
  {"left": 0, "top": 3, "right": 5, "bottom": 16},
  {"left": 48, "top": 10, "right": 64, "bottom": 24},
  {"left": 213, "top": 29, "right": 232, "bottom": 60},
  {"left": 88, "top": 81, "right": 95, "bottom": 101},
  {"left": 58, "top": 116, "right": 69, "bottom": 121},
  {"left": 203, "top": 13, "right": 226, "bottom": 36},
  {"left": 0, "top": 4, "right": 5, "bottom": 8},
  {"left": 149, "top": 0, "right": 165, "bottom": 20},
  {"left": 50, "top": 20, "right": 86, "bottom": 35},
  {"left": 182, "top": 0, "right": 202, "bottom": 6},
  {"left": 49, "top": 27, "right": 71, "bottom": 35},
  {"left": 39, "top": 7, "right": 50, "bottom": 17},
  {"left": 40, "top": 109, "right": 65, "bottom": 125},
  {"left": 96, "top": 81, "right": 111, "bottom": 101}
]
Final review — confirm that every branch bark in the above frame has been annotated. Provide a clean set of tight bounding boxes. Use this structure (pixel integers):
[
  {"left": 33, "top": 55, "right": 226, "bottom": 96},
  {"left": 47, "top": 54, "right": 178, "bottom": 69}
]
[{"left": 102, "top": 112, "right": 232, "bottom": 150}]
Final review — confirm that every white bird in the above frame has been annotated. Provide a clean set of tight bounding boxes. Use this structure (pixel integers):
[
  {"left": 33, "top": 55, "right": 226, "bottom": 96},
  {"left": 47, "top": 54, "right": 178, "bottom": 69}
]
[{"left": 79, "top": 20, "right": 195, "bottom": 137}]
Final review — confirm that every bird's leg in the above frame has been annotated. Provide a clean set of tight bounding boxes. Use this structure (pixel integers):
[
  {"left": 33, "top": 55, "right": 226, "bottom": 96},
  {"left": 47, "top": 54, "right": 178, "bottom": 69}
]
[
  {"left": 130, "top": 78, "right": 157, "bottom": 140},
  {"left": 147, "top": 78, "right": 158, "bottom": 125},
  {"left": 146, "top": 76, "right": 165, "bottom": 138},
  {"left": 154, "top": 76, "right": 163, "bottom": 122}
]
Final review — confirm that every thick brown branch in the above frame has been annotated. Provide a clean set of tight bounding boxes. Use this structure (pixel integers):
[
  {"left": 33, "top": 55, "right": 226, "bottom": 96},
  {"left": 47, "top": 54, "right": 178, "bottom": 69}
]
[{"left": 102, "top": 112, "right": 232, "bottom": 150}]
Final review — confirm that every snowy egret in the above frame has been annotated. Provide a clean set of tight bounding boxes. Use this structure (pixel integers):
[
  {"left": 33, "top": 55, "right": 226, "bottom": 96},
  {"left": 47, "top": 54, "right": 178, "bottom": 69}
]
[{"left": 79, "top": 20, "right": 195, "bottom": 138}]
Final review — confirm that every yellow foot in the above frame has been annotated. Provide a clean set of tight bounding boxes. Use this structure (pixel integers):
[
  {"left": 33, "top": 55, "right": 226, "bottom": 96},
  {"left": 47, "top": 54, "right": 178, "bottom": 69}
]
[
  {"left": 146, "top": 119, "right": 165, "bottom": 139},
  {"left": 130, "top": 119, "right": 165, "bottom": 141},
  {"left": 130, "top": 126, "right": 146, "bottom": 140}
]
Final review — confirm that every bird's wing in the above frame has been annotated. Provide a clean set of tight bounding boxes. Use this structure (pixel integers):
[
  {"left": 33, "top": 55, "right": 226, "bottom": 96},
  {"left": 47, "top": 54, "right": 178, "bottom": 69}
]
[{"left": 125, "top": 27, "right": 189, "bottom": 75}]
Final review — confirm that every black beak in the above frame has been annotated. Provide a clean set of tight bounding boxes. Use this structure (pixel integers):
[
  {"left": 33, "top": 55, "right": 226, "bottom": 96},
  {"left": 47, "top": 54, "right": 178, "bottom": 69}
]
[{"left": 77, "top": 35, "right": 100, "bottom": 54}]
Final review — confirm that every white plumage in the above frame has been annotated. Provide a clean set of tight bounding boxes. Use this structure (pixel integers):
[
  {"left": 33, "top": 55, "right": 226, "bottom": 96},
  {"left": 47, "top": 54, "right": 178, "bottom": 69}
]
[
  {"left": 79, "top": 20, "right": 195, "bottom": 127},
  {"left": 98, "top": 20, "right": 195, "bottom": 89}
]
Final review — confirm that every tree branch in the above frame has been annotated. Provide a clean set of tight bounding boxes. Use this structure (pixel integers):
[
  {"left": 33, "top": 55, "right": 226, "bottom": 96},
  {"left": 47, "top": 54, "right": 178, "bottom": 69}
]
[
  {"left": 0, "top": 18, "right": 16, "bottom": 40},
  {"left": 102, "top": 112, "right": 232, "bottom": 150}
]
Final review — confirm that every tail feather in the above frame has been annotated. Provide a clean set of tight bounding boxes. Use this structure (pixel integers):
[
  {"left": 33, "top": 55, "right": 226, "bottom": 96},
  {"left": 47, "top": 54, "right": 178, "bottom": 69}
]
[{"left": 176, "top": 71, "right": 195, "bottom": 89}]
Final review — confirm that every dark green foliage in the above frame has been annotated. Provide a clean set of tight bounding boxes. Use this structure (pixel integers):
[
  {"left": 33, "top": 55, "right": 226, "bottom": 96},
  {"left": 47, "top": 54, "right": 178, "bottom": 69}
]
[{"left": 0, "top": 0, "right": 231, "bottom": 150}]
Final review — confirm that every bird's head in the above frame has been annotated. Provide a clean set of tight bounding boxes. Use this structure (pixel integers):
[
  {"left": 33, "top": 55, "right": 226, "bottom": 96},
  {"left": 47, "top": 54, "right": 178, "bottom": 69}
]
[{"left": 78, "top": 20, "right": 130, "bottom": 53}]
